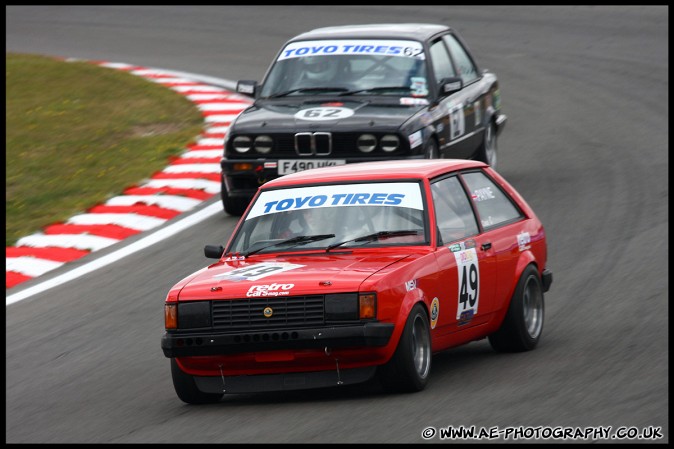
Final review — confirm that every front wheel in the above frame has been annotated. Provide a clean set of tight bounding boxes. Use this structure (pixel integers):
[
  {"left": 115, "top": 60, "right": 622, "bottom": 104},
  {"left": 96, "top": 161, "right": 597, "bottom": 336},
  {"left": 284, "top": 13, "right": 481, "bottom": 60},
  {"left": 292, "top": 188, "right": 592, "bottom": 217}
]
[
  {"left": 423, "top": 138, "right": 439, "bottom": 159},
  {"left": 171, "top": 359, "right": 223, "bottom": 404},
  {"left": 488, "top": 264, "right": 544, "bottom": 352},
  {"left": 220, "top": 180, "right": 249, "bottom": 216},
  {"left": 378, "top": 303, "right": 432, "bottom": 393},
  {"left": 477, "top": 121, "right": 498, "bottom": 168}
]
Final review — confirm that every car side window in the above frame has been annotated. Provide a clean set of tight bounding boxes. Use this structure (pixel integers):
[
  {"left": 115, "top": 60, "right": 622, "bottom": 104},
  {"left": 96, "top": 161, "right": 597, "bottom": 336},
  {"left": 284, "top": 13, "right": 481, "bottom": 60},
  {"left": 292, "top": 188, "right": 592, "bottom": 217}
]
[
  {"left": 443, "top": 34, "right": 478, "bottom": 84},
  {"left": 429, "top": 39, "right": 456, "bottom": 83},
  {"left": 431, "top": 176, "right": 479, "bottom": 244},
  {"left": 461, "top": 171, "right": 523, "bottom": 230}
]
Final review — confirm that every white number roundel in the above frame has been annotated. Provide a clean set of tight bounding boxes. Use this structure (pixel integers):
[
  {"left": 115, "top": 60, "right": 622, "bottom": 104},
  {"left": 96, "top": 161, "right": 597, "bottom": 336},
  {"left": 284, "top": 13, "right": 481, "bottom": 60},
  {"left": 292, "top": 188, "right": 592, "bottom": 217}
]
[{"left": 294, "top": 107, "right": 354, "bottom": 121}]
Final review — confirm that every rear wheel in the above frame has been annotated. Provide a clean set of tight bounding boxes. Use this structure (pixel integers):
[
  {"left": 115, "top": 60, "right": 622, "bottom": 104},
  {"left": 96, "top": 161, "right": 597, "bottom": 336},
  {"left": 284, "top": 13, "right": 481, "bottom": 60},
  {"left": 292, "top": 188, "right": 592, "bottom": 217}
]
[
  {"left": 477, "top": 121, "right": 497, "bottom": 168},
  {"left": 488, "top": 264, "right": 544, "bottom": 352},
  {"left": 171, "top": 359, "right": 223, "bottom": 404},
  {"left": 378, "top": 303, "right": 432, "bottom": 393}
]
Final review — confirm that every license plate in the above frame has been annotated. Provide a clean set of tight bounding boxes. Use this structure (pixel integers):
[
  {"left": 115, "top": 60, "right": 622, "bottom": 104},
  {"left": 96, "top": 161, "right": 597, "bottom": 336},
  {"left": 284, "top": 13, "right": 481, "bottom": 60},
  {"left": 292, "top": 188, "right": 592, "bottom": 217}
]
[{"left": 278, "top": 159, "right": 346, "bottom": 175}]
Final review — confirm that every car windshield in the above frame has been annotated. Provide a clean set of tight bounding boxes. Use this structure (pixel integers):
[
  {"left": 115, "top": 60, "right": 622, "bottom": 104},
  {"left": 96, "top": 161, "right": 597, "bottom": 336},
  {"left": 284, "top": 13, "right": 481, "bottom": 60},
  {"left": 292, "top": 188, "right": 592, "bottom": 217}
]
[
  {"left": 260, "top": 39, "right": 429, "bottom": 98},
  {"left": 228, "top": 182, "right": 428, "bottom": 255}
]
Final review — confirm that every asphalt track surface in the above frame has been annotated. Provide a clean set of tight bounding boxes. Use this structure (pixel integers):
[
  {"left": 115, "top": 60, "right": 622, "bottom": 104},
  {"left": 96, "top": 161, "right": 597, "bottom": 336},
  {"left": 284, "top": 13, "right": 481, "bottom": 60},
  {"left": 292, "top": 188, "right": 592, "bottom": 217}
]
[{"left": 5, "top": 6, "right": 668, "bottom": 444}]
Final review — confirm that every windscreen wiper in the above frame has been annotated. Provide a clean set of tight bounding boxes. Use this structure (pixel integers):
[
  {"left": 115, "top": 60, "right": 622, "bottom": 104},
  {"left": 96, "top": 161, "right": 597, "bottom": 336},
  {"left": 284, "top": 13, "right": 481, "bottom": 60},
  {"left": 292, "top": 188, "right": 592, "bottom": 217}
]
[
  {"left": 339, "top": 86, "right": 412, "bottom": 96},
  {"left": 244, "top": 234, "right": 335, "bottom": 257},
  {"left": 325, "top": 230, "right": 420, "bottom": 252},
  {"left": 268, "top": 87, "right": 349, "bottom": 98}
]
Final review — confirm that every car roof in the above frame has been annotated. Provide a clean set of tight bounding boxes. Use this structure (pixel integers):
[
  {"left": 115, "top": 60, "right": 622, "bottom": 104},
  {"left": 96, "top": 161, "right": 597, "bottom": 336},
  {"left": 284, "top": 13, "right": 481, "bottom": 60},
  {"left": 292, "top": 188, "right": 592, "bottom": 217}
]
[
  {"left": 262, "top": 159, "right": 486, "bottom": 189},
  {"left": 288, "top": 23, "right": 451, "bottom": 42}
]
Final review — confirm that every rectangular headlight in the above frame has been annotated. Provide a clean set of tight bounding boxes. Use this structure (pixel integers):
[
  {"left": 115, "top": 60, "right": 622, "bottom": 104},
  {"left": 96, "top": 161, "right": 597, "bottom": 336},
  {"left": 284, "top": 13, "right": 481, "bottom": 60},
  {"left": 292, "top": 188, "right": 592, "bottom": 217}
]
[
  {"left": 325, "top": 293, "right": 358, "bottom": 321},
  {"left": 177, "top": 301, "right": 211, "bottom": 329}
]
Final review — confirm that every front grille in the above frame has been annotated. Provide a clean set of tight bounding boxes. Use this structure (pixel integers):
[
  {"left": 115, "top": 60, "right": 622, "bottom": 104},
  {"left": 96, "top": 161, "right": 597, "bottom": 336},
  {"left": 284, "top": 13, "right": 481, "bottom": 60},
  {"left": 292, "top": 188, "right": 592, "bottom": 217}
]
[
  {"left": 227, "top": 133, "right": 408, "bottom": 158},
  {"left": 212, "top": 295, "right": 325, "bottom": 331}
]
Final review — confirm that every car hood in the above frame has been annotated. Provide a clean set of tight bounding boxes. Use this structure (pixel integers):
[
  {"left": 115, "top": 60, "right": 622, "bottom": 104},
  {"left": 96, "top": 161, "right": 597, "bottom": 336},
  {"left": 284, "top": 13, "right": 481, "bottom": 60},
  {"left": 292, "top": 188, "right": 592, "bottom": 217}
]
[
  {"left": 232, "top": 99, "right": 427, "bottom": 132},
  {"left": 177, "top": 252, "right": 410, "bottom": 300}
]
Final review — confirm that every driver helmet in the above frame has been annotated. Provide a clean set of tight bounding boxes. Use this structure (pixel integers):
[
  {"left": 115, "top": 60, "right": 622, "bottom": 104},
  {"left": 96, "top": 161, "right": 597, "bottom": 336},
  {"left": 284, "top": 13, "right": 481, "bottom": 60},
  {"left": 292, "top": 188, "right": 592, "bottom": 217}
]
[{"left": 302, "top": 56, "right": 339, "bottom": 81}]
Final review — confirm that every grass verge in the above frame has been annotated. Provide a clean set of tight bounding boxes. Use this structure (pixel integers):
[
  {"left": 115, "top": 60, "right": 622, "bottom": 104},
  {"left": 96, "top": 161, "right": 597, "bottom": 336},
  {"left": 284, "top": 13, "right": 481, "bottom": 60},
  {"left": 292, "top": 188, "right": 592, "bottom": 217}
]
[{"left": 6, "top": 53, "right": 205, "bottom": 246}]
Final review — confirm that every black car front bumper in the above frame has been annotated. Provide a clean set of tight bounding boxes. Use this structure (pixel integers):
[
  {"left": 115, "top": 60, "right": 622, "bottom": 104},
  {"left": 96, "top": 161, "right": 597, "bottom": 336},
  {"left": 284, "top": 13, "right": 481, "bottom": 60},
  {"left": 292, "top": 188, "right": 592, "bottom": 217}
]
[{"left": 161, "top": 322, "right": 395, "bottom": 357}]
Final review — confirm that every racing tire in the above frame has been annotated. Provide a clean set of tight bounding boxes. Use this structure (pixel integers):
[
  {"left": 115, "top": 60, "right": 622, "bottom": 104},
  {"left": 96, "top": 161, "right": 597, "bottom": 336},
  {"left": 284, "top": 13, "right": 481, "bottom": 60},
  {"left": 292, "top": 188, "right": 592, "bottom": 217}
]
[
  {"left": 477, "top": 121, "right": 498, "bottom": 169},
  {"left": 220, "top": 181, "right": 249, "bottom": 216},
  {"left": 423, "top": 138, "right": 439, "bottom": 159},
  {"left": 378, "top": 303, "right": 432, "bottom": 393},
  {"left": 170, "top": 358, "right": 224, "bottom": 404},
  {"left": 488, "top": 264, "right": 544, "bottom": 353}
]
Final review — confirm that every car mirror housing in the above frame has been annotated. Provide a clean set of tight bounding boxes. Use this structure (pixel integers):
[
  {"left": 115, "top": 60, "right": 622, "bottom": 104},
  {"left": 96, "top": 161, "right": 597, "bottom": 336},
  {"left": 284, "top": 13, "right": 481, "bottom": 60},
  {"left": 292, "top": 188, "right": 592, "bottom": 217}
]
[
  {"left": 236, "top": 80, "right": 258, "bottom": 97},
  {"left": 438, "top": 77, "right": 463, "bottom": 97},
  {"left": 204, "top": 245, "right": 224, "bottom": 259}
]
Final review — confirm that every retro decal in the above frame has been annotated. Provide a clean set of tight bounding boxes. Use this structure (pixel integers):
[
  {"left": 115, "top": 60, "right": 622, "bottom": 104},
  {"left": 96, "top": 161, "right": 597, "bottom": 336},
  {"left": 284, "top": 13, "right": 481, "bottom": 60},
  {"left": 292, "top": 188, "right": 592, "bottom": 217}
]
[
  {"left": 454, "top": 248, "right": 480, "bottom": 320},
  {"left": 214, "top": 262, "right": 304, "bottom": 281},
  {"left": 247, "top": 182, "right": 424, "bottom": 219},
  {"left": 246, "top": 283, "right": 295, "bottom": 297},
  {"left": 294, "top": 107, "right": 354, "bottom": 121},
  {"left": 517, "top": 231, "right": 531, "bottom": 252},
  {"left": 278, "top": 39, "right": 425, "bottom": 60},
  {"left": 430, "top": 297, "right": 440, "bottom": 329}
]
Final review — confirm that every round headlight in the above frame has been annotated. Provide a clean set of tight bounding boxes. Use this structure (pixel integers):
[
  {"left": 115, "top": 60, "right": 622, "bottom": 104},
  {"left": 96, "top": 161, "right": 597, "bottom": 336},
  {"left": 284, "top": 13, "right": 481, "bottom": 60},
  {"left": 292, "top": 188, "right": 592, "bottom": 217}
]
[
  {"left": 357, "top": 134, "right": 377, "bottom": 153},
  {"left": 381, "top": 134, "right": 400, "bottom": 152},
  {"left": 254, "top": 135, "right": 273, "bottom": 154},
  {"left": 232, "top": 136, "right": 252, "bottom": 153}
]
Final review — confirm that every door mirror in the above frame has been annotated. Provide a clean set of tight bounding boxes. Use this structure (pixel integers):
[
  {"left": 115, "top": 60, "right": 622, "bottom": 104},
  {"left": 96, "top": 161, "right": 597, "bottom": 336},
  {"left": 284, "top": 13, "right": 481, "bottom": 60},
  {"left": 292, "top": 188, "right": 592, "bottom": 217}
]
[
  {"left": 438, "top": 77, "right": 463, "bottom": 97},
  {"left": 236, "top": 80, "right": 258, "bottom": 97},
  {"left": 204, "top": 245, "right": 224, "bottom": 259}
]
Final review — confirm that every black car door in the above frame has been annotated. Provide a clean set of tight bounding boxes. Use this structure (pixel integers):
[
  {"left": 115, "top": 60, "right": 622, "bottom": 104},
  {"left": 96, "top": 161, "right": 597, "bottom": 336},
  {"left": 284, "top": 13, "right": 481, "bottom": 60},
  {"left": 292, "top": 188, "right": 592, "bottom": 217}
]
[{"left": 427, "top": 37, "right": 476, "bottom": 159}]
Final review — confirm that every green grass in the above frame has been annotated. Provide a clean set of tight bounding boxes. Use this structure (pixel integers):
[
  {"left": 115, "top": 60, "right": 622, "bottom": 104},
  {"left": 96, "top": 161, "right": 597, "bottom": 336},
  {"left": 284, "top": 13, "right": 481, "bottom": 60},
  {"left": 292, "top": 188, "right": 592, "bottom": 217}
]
[{"left": 6, "top": 53, "right": 206, "bottom": 246}]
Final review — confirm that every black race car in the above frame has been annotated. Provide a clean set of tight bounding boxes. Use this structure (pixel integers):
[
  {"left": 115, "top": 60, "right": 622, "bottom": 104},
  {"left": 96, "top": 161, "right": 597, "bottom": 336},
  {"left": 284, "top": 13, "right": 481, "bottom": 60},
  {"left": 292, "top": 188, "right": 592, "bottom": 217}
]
[{"left": 221, "top": 23, "right": 507, "bottom": 215}]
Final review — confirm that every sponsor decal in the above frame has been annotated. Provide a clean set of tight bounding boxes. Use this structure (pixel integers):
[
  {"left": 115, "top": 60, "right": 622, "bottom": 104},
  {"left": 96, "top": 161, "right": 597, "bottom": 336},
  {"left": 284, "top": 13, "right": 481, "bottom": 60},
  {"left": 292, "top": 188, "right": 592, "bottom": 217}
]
[
  {"left": 472, "top": 186, "right": 495, "bottom": 202},
  {"left": 458, "top": 309, "right": 474, "bottom": 326},
  {"left": 405, "top": 279, "right": 417, "bottom": 291},
  {"left": 517, "top": 231, "right": 531, "bottom": 252},
  {"left": 410, "top": 77, "right": 429, "bottom": 97},
  {"left": 214, "top": 262, "right": 304, "bottom": 281},
  {"left": 448, "top": 239, "right": 476, "bottom": 253},
  {"left": 408, "top": 130, "right": 423, "bottom": 149},
  {"left": 454, "top": 248, "right": 480, "bottom": 320},
  {"left": 295, "top": 107, "right": 354, "bottom": 121},
  {"left": 278, "top": 39, "right": 425, "bottom": 60},
  {"left": 430, "top": 297, "right": 440, "bottom": 329},
  {"left": 400, "top": 97, "right": 429, "bottom": 106},
  {"left": 247, "top": 283, "right": 295, "bottom": 297},
  {"left": 474, "top": 99, "right": 482, "bottom": 126},
  {"left": 247, "top": 183, "right": 424, "bottom": 219},
  {"left": 449, "top": 102, "right": 465, "bottom": 140}
]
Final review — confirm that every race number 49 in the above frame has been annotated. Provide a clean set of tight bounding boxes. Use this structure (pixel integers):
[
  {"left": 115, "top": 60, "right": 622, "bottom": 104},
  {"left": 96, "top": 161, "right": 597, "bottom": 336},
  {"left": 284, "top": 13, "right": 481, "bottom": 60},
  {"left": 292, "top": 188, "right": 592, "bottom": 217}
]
[{"left": 454, "top": 248, "right": 479, "bottom": 319}]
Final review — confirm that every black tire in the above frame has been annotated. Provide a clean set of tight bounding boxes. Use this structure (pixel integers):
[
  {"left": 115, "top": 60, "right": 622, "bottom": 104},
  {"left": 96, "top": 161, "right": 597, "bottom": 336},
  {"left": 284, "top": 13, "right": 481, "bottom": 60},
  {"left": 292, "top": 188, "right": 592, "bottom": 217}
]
[
  {"left": 488, "top": 264, "right": 544, "bottom": 353},
  {"left": 423, "top": 138, "right": 439, "bottom": 159},
  {"left": 476, "top": 121, "right": 497, "bottom": 168},
  {"left": 378, "top": 303, "right": 432, "bottom": 393},
  {"left": 220, "top": 181, "right": 249, "bottom": 216},
  {"left": 170, "top": 358, "right": 223, "bottom": 404}
]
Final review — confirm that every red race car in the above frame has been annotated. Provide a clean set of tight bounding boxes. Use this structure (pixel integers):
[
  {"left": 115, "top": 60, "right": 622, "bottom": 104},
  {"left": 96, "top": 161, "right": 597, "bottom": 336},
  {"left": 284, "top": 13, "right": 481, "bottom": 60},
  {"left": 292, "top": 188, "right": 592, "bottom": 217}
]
[{"left": 162, "top": 159, "right": 552, "bottom": 403}]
